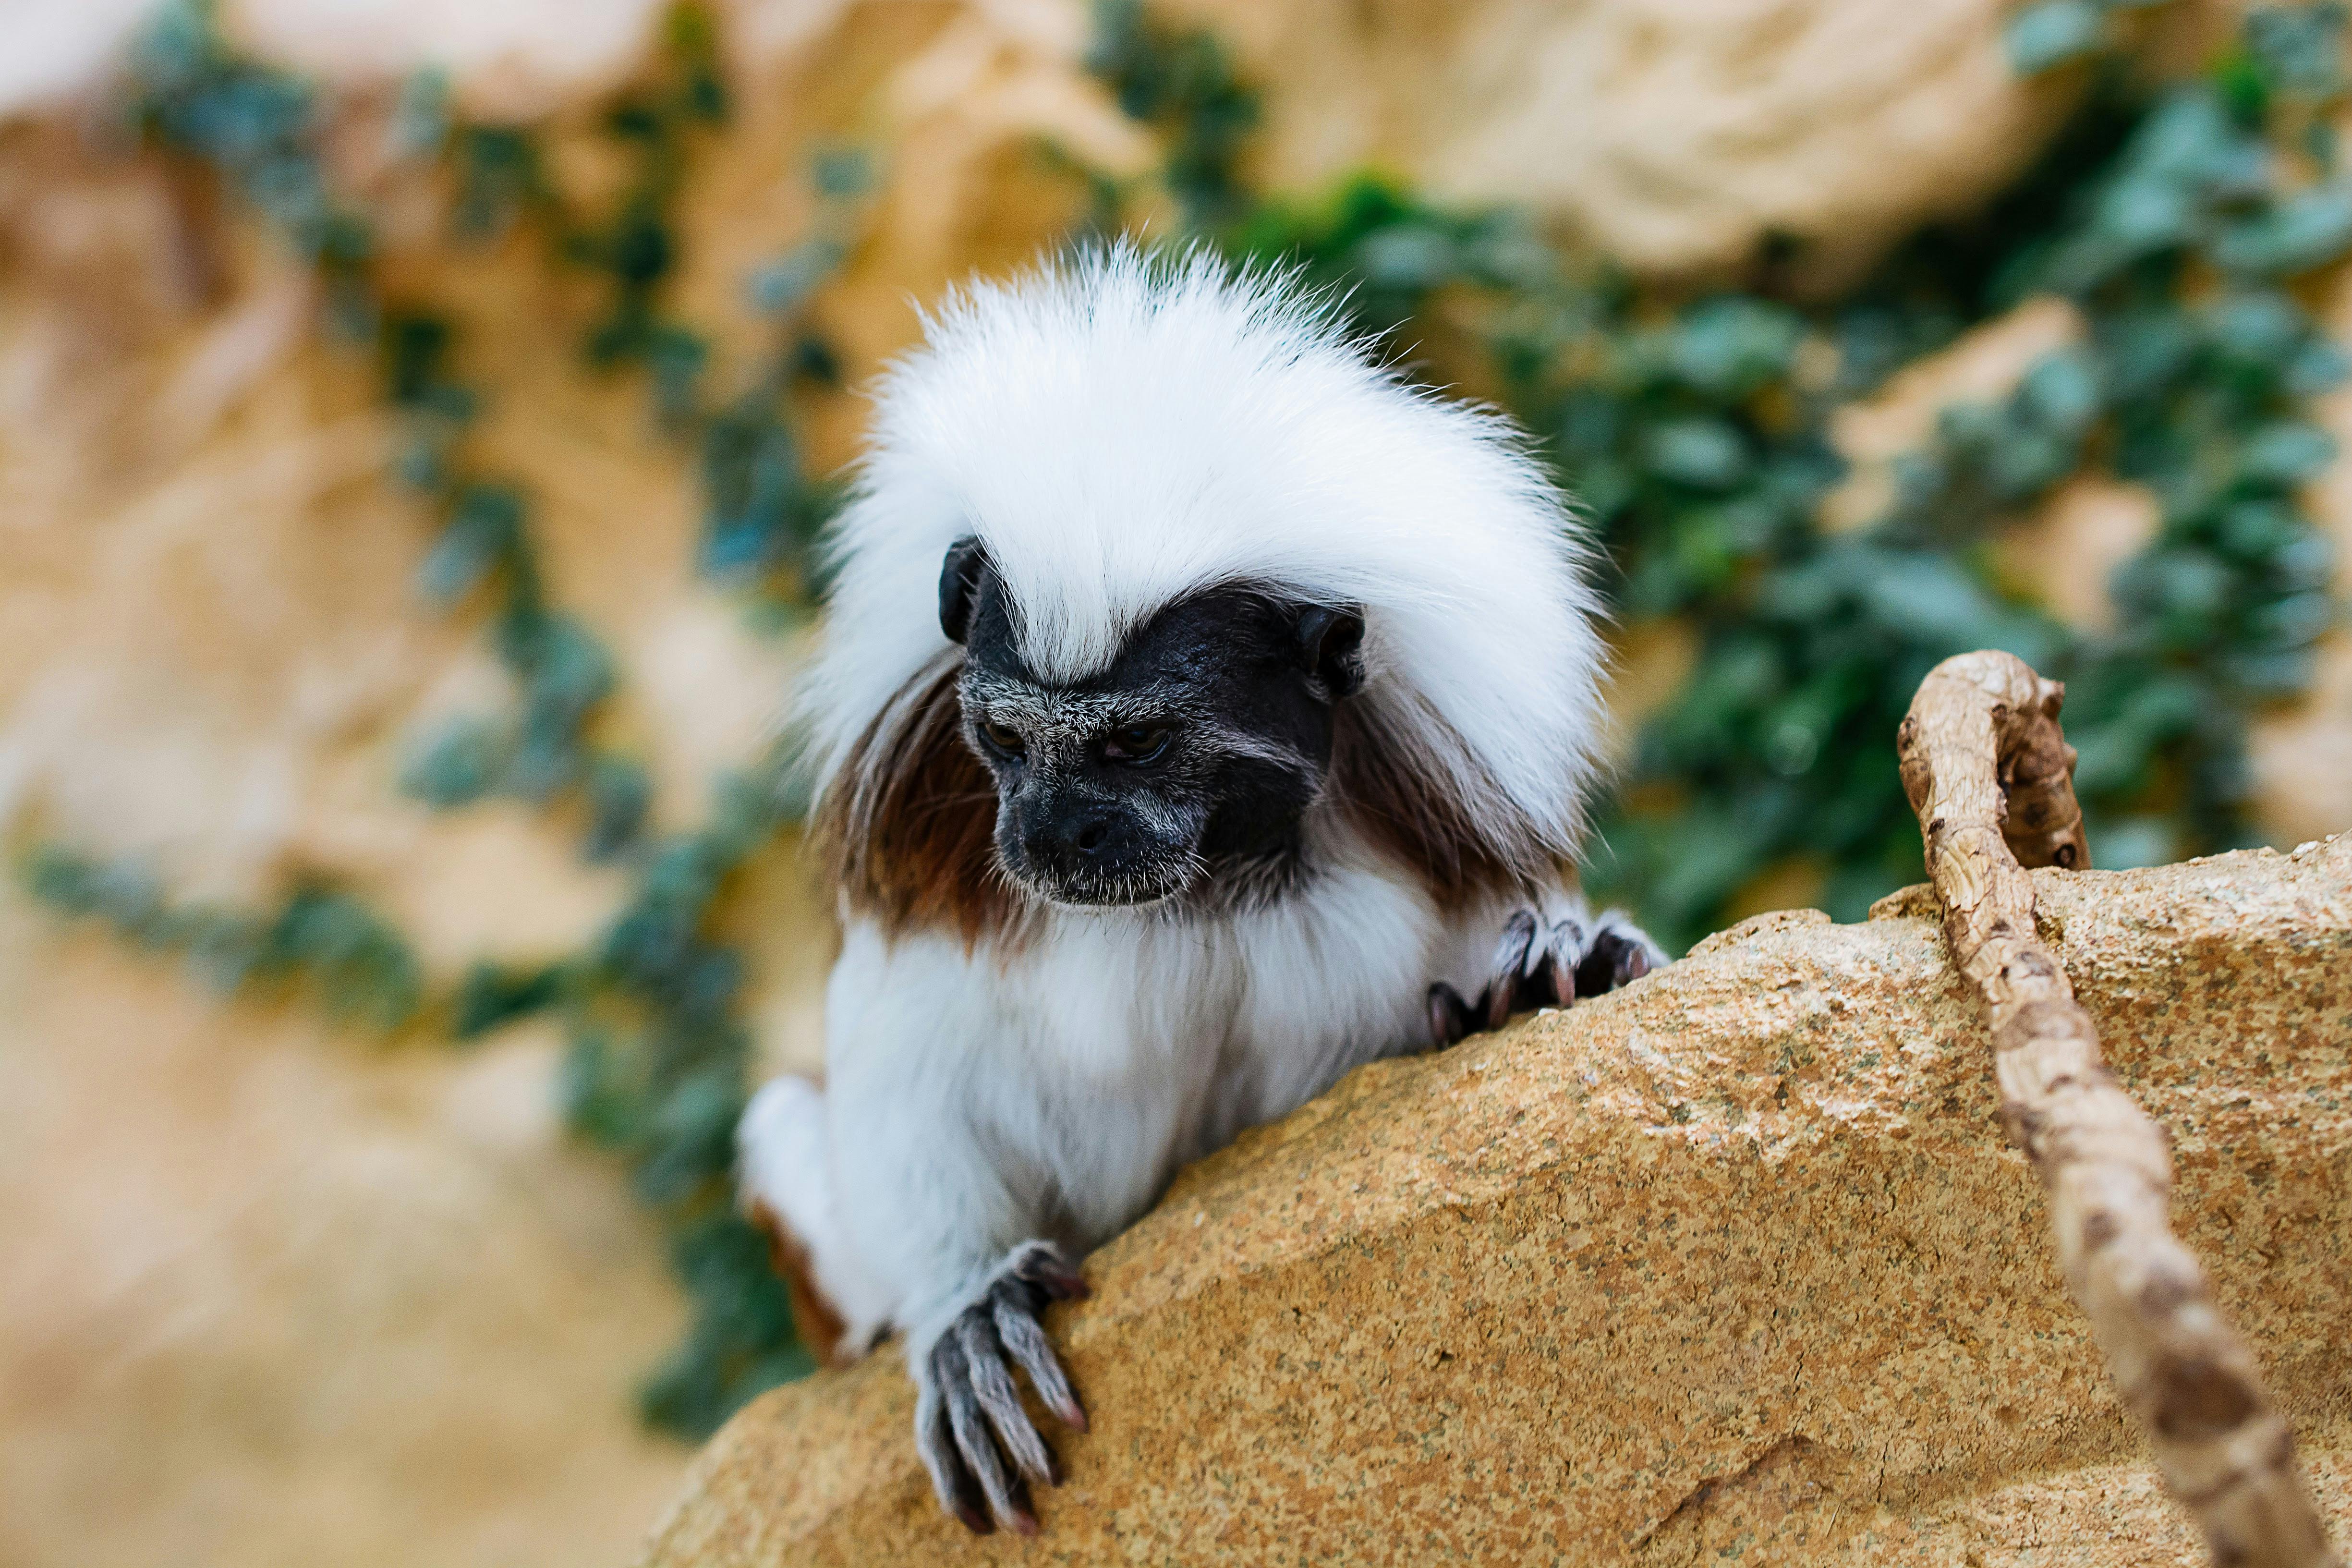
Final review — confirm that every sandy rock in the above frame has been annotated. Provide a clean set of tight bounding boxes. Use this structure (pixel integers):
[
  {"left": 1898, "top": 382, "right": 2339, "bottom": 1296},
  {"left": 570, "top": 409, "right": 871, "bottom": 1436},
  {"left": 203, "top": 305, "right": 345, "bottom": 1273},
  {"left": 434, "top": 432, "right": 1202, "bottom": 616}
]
[
  {"left": 1165, "top": 0, "right": 2085, "bottom": 281},
  {"left": 639, "top": 838, "right": 2352, "bottom": 1566},
  {"left": 0, "top": 0, "right": 673, "bottom": 122},
  {"left": 1991, "top": 474, "right": 2163, "bottom": 634},
  {"left": 0, "top": 0, "right": 161, "bottom": 120},
  {"left": 2254, "top": 635, "right": 2352, "bottom": 852},
  {"left": 0, "top": 893, "right": 694, "bottom": 1568},
  {"left": 2249, "top": 268, "right": 2352, "bottom": 852},
  {"left": 230, "top": 0, "right": 668, "bottom": 119},
  {"left": 0, "top": 0, "right": 2118, "bottom": 284}
]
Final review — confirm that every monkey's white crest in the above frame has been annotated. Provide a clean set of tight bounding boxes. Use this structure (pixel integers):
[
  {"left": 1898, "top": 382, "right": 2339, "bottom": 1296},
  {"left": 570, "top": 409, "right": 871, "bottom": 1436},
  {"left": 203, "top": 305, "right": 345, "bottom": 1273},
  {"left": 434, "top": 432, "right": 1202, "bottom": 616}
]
[{"left": 804, "top": 242, "right": 1608, "bottom": 857}]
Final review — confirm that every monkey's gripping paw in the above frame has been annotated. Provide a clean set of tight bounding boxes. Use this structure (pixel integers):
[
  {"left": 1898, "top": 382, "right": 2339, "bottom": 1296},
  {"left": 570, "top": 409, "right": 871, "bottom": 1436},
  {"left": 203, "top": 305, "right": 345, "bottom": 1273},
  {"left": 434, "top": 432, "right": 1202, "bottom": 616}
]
[
  {"left": 1427, "top": 906, "right": 1667, "bottom": 1047},
  {"left": 915, "top": 1241, "right": 1090, "bottom": 1535}
]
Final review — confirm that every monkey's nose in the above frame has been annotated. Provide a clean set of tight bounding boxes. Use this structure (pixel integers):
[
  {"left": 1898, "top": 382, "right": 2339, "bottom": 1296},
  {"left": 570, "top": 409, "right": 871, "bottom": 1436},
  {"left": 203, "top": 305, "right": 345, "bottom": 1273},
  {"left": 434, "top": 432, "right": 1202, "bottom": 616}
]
[{"left": 1064, "top": 814, "right": 1115, "bottom": 858}]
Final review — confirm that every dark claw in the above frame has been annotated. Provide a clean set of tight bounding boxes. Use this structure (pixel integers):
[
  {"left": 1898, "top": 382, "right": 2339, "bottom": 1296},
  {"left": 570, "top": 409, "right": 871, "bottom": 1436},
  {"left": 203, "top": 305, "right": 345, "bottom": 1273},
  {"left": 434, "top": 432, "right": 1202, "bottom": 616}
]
[
  {"left": 919, "top": 1376, "right": 995, "bottom": 1533},
  {"left": 958, "top": 1316, "right": 1055, "bottom": 1483},
  {"left": 1428, "top": 981, "right": 1478, "bottom": 1048},
  {"left": 1576, "top": 927, "right": 1654, "bottom": 999}
]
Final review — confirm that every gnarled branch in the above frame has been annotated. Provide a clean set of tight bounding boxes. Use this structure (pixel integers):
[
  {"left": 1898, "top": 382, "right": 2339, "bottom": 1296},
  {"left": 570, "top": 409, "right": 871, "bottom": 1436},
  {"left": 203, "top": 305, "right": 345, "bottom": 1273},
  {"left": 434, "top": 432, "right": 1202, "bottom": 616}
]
[{"left": 1897, "top": 649, "right": 2340, "bottom": 1568}]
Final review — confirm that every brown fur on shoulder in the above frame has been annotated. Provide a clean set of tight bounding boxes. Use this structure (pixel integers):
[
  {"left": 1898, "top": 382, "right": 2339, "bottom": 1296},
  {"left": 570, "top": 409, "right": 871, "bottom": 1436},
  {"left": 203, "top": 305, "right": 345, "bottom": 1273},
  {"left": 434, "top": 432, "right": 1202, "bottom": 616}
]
[
  {"left": 1326, "top": 698, "right": 1556, "bottom": 912},
  {"left": 813, "top": 654, "right": 1016, "bottom": 945}
]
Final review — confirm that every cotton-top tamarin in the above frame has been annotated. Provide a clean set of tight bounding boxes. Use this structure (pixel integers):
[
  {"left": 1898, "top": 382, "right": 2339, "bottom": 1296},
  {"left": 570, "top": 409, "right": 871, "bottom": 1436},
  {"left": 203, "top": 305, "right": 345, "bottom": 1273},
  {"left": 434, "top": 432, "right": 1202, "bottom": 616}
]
[{"left": 737, "top": 246, "right": 1663, "bottom": 1533}]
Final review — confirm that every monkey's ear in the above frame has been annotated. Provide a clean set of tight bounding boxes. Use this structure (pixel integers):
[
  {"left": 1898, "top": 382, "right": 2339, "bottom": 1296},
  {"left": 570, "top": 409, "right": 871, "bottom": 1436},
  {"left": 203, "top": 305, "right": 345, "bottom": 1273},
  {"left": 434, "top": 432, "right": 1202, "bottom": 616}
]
[
  {"left": 1296, "top": 605, "right": 1367, "bottom": 698},
  {"left": 938, "top": 536, "right": 991, "bottom": 644}
]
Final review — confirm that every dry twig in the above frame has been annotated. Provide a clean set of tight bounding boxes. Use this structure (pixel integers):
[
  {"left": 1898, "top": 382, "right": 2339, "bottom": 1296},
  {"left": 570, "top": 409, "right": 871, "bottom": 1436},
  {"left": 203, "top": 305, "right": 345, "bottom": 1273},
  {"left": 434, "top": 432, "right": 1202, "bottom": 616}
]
[{"left": 1897, "top": 650, "right": 2340, "bottom": 1568}]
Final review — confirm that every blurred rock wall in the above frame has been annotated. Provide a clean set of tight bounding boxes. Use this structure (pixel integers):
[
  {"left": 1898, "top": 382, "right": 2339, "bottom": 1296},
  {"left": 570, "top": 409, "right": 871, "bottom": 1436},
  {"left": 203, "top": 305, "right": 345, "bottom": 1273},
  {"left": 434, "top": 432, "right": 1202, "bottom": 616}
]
[{"left": 0, "top": 1, "right": 2345, "bottom": 1565}]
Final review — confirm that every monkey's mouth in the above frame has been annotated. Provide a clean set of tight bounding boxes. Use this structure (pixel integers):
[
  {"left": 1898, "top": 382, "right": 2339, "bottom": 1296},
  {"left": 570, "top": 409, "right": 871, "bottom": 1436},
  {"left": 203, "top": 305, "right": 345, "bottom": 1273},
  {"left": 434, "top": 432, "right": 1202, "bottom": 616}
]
[{"left": 998, "top": 848, "right": 1201, "bottom": 911}]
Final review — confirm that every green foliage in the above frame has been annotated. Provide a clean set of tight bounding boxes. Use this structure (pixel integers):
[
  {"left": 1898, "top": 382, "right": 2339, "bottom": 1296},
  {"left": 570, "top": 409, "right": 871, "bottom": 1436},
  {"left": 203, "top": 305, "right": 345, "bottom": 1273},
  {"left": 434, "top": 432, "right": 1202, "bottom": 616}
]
[
  {"left": 568, "top": 4, "right": 728, "bottom": 392},
  {"left": 113, "top": 0, "right": 839, "bottom": 1436},
  {"left": 563, "top": 761, "right": 816, "bottom": 1431},
  {"left": 1086, "top": 0, "right": 2350, "bottom": 949},
  {"left": 435, "top": 755, "right": 815, "bottom": 1431},
  {"left": 2004, "top": 0, "right": 2166, "bottom": 74},
  {"left": 22, "top": 848, "right": 422, "bottom": 1031},
  {"left": 127, "top": 0, "right": 649, "bottom": 858},
  {"left": 1086, "top": 0, "right": 1261, "bottom": 227},
  {"left": 692, "top": 170, "right": 862, "bottom": 585},
  {"left": 125, "top": 0, "right": 372, "bottom": 306},
  {"left": 544, "top": 11, "right": 860, "bottom": 589}
]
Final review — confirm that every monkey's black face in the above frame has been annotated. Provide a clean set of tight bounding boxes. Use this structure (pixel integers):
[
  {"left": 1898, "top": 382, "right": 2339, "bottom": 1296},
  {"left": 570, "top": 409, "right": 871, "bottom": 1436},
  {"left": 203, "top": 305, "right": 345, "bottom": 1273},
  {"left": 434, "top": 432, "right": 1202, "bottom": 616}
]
[{"left": 941, "top": 540, "right": 1365, "bottom": 910}]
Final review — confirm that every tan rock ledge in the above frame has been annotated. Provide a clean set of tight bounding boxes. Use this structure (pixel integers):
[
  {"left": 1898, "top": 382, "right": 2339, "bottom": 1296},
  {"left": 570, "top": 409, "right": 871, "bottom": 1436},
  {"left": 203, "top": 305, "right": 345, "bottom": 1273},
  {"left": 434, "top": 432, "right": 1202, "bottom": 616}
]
[{"left": 641, "top": 839, "right": 2352, "bottom": 1566}]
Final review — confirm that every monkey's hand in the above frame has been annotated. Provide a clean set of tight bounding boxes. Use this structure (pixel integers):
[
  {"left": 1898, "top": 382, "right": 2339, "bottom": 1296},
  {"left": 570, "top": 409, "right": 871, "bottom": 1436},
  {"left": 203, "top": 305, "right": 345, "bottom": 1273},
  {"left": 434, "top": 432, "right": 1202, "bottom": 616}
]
[
  {"left": 1427, "top": 905, "right": 1666, "bottom": 1046},
  {"left": 913, "top": 1240, "right": 1090, "bottom": 1535}
]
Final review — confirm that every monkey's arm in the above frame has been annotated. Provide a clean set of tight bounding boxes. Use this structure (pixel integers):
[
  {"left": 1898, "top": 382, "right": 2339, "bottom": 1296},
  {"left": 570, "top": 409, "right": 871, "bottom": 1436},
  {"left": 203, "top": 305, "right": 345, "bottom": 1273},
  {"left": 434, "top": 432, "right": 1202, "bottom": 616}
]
[{"left": 821, "top": 925, "right": 1091, "bottom": 1536}]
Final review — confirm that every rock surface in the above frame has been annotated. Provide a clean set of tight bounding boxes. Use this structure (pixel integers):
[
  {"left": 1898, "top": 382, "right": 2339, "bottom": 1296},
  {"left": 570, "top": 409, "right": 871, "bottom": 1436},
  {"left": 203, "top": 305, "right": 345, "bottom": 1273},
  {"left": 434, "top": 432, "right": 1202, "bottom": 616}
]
[
  {"left": 0, "top": 893, "right": 692, "bottom": 1568},
  {"left": 0, "top": 0, "right": 2202, "bottom": 280},
  {"left": 1168, "top": 0, "right": 2090, "bottom": 282},
  {"left": 640, "top": 839, "right": 2352, "bottom": 1566}
]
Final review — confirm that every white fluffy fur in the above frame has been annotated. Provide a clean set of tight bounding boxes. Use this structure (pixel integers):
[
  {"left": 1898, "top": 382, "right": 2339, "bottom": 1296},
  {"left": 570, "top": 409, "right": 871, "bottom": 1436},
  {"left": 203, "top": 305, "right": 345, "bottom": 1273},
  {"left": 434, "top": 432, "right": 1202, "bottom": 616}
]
[
  {"left": 806, "top": 243, "right": 1608, "bottom": 855},
  {"left": 755, "top": 858, "right": 1545, "bottom": 1355},
  {"left": 737, "top": 1076, "right": 896, "bottom": 1358},
  {"left": 739, "top": 247, "right": 1632, "bottom": 1516}
]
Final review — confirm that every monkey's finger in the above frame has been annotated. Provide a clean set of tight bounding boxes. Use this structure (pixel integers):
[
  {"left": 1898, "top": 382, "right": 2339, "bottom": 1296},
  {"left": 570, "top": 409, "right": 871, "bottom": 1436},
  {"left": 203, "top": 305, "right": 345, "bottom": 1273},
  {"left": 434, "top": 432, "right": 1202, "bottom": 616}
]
[
  {"left": 956, "top": 1316, "right": 1058, "bottom": 1485},
  {"left": 916, "top": 1367, "right": 994, "bottom": 1534},
  {"left": 1483, "top": 910, "right": 1540, "bottom": 1030},
  {"left": 1009, "top": 1240, "right": 1090, "bottom": 1302},
  {"left": 1575, "top": 920, "right": 1658, "bottom": 1000},
  {"left": 1427, "top": 982, "right": 1477, "bottom": 1047},
  {"left": 935, "top": 1335, "right": 1038, "bottom": 1533},
  {"left": 992, "top": 1283, "right": 1089, "bottom": 1434},
  {"left": 1540, "top": 916, "right": 1588, "bottom": 1006}
]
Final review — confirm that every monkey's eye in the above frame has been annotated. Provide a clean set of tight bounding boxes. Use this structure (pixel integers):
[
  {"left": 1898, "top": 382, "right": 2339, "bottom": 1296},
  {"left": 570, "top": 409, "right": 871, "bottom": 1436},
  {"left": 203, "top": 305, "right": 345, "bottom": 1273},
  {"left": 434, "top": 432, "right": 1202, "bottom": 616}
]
[
  {"left": 978, "top": 718, "right": 1026, "bottom": 757},
  {"left": 1101, "top": 724, "right": 1172, "bottom": 763}
]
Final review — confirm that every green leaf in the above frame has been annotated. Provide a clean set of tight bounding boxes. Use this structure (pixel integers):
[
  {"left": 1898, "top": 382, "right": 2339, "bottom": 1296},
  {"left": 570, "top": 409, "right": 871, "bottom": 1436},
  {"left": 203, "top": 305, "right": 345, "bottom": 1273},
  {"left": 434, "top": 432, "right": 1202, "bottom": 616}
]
[
  {"left": 400, "top": 716, "right": 508, "bottom": 806},
  {"left": 2005, "top": 0, "right": 2107, "bottom": 74},
  {"left": 452, "top": 961, "right": 570, "bottom": 1039},
  {"left": 418, "top": 486, "right": 525, "bottom": 603},
  {"left": 2214, "top": 184, "right": 2352, "bottom": 276},
  {"left": 2237, "top": 422, "right": 2337, "bottom": 486},
  {"left": 1640, "top": 419, "right": 1752, "bottom": 490}
]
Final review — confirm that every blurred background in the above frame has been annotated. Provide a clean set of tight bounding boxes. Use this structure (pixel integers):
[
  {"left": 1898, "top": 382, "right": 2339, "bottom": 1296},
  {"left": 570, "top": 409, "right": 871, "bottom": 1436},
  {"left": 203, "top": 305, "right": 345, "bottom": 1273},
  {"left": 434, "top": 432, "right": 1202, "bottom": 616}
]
[{"left": 2, "top": 0, "right": 2348, "bottom": 1563}]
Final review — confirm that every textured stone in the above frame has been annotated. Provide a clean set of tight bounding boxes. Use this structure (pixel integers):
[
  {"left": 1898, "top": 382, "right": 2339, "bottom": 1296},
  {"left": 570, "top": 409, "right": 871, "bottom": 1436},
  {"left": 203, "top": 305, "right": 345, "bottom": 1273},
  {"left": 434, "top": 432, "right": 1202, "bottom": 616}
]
[
  {"left": 641, "top": 838, "right": 2352, "bottom": 1566},
  {"left": 2249, "top": 267, "right": 2352, "bottom": 851},
  {"left": 1991, "top": 475, "right": 2162, "bottom": 635},
  {"left": 1164, "top": 0, "right": 2089, "bottom": 281},
  {"left": 0, "top": 894, "right": 693, "bottom": 1568},
  {"left": 0, "top": 0, "right": 2155, "bottom": 281}
]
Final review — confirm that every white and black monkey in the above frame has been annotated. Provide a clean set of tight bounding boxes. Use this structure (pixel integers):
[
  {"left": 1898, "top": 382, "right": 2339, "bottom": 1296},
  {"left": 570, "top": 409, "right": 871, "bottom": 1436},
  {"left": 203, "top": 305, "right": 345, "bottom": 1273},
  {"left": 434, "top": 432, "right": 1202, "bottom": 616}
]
[{"left": 737, "top": 245, "right": 1665, "bottom": 1534}]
